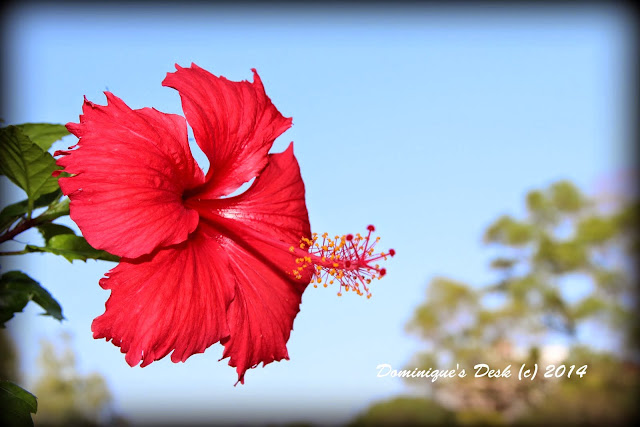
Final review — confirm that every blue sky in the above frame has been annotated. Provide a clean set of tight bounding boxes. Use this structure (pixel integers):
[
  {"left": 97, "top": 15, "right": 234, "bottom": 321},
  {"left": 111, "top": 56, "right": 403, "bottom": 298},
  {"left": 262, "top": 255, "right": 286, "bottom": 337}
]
[{"left": 1, "top": 3, "right": 634, "bottom": 425}]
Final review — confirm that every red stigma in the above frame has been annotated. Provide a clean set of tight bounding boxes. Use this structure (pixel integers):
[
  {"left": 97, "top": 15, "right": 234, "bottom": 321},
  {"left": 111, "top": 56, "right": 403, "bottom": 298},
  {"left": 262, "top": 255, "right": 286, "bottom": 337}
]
[
  {"left": 367, "top": 225, "right": 375, "bottom": 231},
  {"left": 389, "top": 249, "right": 396, "bottom": 257},
  {"left": 346, "top": 234, "right": 353, "bottom": 241}
]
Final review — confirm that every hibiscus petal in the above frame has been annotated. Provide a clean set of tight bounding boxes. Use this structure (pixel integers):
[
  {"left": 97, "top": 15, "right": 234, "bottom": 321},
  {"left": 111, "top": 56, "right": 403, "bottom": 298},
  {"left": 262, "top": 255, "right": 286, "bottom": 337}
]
[
  {"left": 220, "top": 242, "right": 305, "bottom": 385},
  {"left": 57, "top": 93, "right": 205, "bottom": 258},
  {"left": 92, "top": 225, "right": 234, "bottom": 368},
  {"left": 192, "top": 143, "right": 311, "bottom": 241},
  {"left": 162, "top": 64, "right": 292, "bottom": 198},
  {"left": 189, "top": 144, "right": 312, "bottom": 383},
  {"left": 94, "top": 144, "right": 310, "bottom": 381}
]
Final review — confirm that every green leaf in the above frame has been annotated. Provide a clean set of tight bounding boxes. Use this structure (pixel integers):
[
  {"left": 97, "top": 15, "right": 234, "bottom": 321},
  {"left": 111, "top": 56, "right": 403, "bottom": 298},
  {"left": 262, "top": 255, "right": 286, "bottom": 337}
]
[
  {"left": 37, "top": 223, "right": 75, "bottom": 243},
  {"left": 526, "top": 189, "right": 556, "bottom": 224},
  {"left": 550, "top": 180, "right": 584, "bottom": 213},
  {"left": 572, "top": 296, "right": 607, "bottom": 319},
  {"left": 489, "top": 257, "right": 518, "bottom": 270},
  {"left": 576, "top": 216, "right": 617, "bottom": 245},
  {"left": 0, "top": 271, "right": 64, "bottom": 326},
  {"left": 27, "top": 234, "right": 119, "bottom": 263},
  {"left": 0, "top": 190, "right": 62, "bottom": 232},
  {"left": 526, "top": 190, "right": 547, "bottom": 212},
  {"left": 535, "top": 237, "right": 588, "bottom": 273},
  {"left": 36, "top": 198, "right": 70, "bottom": 223},
  {"left": 484, "top": 215, "right": 533, "bottom": 246},
  {"left": 0, "top": 126, "right": 61, "bottom": 214},
  {"left": 15, "top": 123, "right": 69, "bottom": 152},
  {"left": 0, "top": 380, "right": 37, "bottom": 427}
]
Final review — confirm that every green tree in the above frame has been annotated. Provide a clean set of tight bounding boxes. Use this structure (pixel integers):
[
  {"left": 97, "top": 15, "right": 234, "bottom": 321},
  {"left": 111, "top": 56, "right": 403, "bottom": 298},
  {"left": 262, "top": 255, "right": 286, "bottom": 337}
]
[
  {"left": 31, "top": 334, "right": 123, "bottom": 427},
  {"left": 350, "top": 397, "right": 455, "bottom": 426},
  {"left": 355, "top": 180, "right": 638, "bottom": 425}
]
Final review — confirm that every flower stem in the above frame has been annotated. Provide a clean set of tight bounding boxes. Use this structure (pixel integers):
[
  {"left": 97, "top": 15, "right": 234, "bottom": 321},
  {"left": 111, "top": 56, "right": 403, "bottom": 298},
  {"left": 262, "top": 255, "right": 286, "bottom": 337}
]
[
  {"left": 0, "top": 248, "right": 29, "bottom": 256},
  {"left": 0, "top": 218, "right": 37, "bottom": 244}
]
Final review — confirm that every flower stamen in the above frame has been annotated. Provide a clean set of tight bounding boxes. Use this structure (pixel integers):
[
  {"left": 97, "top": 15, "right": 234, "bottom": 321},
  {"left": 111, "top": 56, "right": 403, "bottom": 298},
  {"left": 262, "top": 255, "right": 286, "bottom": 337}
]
[{"left": 290, "top": 225, "right": 394, "bottom": 298}]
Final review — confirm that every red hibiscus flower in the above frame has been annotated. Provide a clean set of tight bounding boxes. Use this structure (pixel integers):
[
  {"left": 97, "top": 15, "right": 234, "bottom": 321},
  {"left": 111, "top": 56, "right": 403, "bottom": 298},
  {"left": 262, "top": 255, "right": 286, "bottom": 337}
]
[{"left": 56, "top": 64, "right": 392, "bottom": 384}]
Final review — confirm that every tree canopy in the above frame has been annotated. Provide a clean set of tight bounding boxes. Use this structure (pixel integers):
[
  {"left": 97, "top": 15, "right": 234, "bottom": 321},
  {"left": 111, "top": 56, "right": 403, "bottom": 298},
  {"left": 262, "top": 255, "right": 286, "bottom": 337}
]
[{"left": 355, "top": 180, "right": 638, "bottom": 425}]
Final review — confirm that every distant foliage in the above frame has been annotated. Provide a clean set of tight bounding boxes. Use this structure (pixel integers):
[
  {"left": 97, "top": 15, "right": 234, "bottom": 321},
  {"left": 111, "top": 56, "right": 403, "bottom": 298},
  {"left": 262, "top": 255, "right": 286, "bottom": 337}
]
[
  {"left": 349, "top": 397, "right": 455, "bottom": 426},
  {"left": 32, "top": 335, "right": 118, "bottom": 427},
  {"left": 355, "top": 180, "right": 638, "bottom": 425}
]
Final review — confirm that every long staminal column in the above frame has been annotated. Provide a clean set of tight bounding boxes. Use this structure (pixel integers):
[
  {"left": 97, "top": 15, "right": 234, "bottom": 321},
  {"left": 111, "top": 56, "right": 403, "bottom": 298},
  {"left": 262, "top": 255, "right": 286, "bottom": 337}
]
[{"left": 289, "top": 225, "right": 394, "bottom": 298}]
